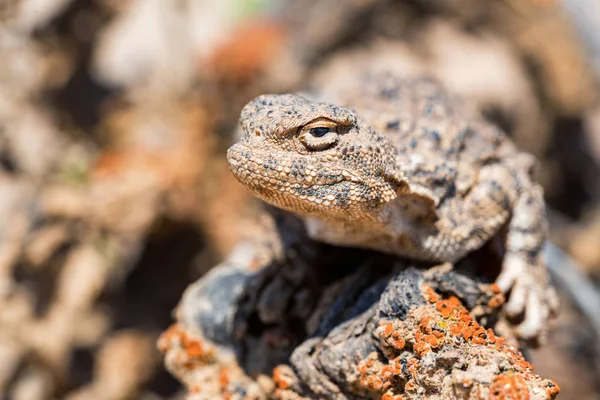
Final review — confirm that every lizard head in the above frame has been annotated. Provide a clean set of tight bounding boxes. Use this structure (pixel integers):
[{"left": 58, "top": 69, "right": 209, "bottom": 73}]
[{"left": 227, "top": 94, "right": 409, "bottom": 221}]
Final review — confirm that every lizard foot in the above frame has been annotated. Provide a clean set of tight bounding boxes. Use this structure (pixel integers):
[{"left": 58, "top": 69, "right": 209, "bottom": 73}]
[{"left": 496, "top": 254, "right": 559, "bottom": 341}]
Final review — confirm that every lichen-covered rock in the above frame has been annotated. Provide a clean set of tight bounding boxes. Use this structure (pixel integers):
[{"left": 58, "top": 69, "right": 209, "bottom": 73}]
[{"left": 160, "top": 211, "right": 560, "bottom": 399}]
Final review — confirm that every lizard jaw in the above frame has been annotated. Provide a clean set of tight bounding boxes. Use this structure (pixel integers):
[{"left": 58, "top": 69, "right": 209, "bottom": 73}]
[{"left": 227, "top": 143, "right": 396, "bottom": 219}]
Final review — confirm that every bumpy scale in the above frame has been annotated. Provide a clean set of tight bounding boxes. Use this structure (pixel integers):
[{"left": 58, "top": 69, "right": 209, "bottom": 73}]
[{"left": 227, "top": 73, "right": 557, "bottom": 339}]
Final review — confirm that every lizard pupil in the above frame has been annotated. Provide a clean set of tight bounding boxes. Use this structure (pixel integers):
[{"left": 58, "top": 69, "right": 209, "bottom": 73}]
[{"left": 310, "top": 127, "right": 331, "bottom": 137}]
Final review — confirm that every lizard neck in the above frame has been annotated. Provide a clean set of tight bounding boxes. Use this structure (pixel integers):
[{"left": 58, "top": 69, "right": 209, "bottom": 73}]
[{"left": 302, "top": 210, "right": 397, "bottom": 250}]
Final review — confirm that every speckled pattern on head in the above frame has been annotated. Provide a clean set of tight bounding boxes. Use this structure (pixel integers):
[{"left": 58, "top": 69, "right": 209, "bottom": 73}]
[
  {"left": 229, "top": 92, "right": 403, "bottom": 219},
  {"left": 227, "top": 72, "right": 557, "bottom": 340}
]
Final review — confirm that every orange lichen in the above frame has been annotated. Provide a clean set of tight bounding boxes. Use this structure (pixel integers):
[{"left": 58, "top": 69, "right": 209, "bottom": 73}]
[
  {"left": 404, "top": 380, "right": 417, "bottom": 392},
  {"left": 422, "top": 334, "right": 441, "bottom": 348},
  {"left": 273, "top": 366, "right": 292, "bottom": 390},
  {"left": 449, "top": 323, "right": 462, "bottom": 337},
  {"left": 158, "top": 323, "right": 215, "bottom": 362},
  {"left": 392, "top": 336, "right": 406, "bottom": 350},
  {"left": 487, "top": 328, "right": 497, "bottom": 344},
  {"left": 381, "top": 393, "right": 405, "bottom": 400},
  {"left": 435, "top": 299, "right": 454, "bottom": 318},
  {"left": 158, "top": 323, "right": 221, "bottom": 399},
  {"left": 471, "top": 336, "right": 486, "bottom": 345},
  {"left": 357, "top": 353, "right": 402, "bottom": 394},
  {"left": 368, "top": 376, "right": 385, "bottom": 391},
  {"left": 413, "top": 341, "right": 431, "bottom": 357},
  {"left": 419, "top": 316, "right": 434, "bottom": 331},
  {"left": 459, "top": 312, "right": 472, "bottom": 323},
  {"left": 376, "top": 320, "right": 407, "bottom": 350},
  {"left": 422, "top": 284, "right": 441, "bottom": 303},
  {"left": 190, "top": 385, "right": 201, "bottom": 394},
  {"left": 462, "top": 326, "right": 476, "bottom": 340},
  {"left": 545, "top": 380, "right": 560, "bottom": 397},
  {"left": 380, "top": 364, "right": 400, "bottom": 382},
  {"left": 157, "top": 323, "right": 181, "bottom": 353},
  {"left": 219, "top": 367, "right": 230, "bottom": 388},
  {"left": 448, "top": 296, "right": 462, "bottom": 307},
  {"left": 358, "top": 285, "right": 559, "bottom": 399},
  {"left": 414, "top": 331, "right": 423, "bottom": 342},
  {"left": 489, "top": 373, "right": 530, "bottom": 400},
  {"left": 488, "top": 293, "right": 505, "bottom": 309},
  {"left": 181, "top": 335, "right": 206, "bottom": 358},
  {"left": 381, "top": 321, "right": 394, "bottom": 337},
  {"left": 460, "top": 378, "right": 473, "bottom": 388}
]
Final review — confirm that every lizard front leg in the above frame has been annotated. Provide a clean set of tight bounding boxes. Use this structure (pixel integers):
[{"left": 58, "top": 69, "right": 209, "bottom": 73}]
[
  {"left": 496, "top": 184, "right": 558, "bottom": 340},
  {"left": 408, "top": 162, "right": 556, "bottom": 339},
  {"left": 409, "top": 163, "right": 516, "bottom": 261}
]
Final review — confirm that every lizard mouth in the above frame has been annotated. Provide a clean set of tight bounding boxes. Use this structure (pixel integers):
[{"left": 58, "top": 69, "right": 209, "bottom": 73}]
[
  {"left": 226, "top": 143, "right": 347, "bottom": 189},
  {"left": 226, "top": 143, "right": 370, "bottom": 214}
]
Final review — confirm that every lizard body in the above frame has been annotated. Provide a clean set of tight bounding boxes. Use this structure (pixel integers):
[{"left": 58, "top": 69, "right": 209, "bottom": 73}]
[{"left": 227, "top": 73, "right": 557, "bottom": 339}]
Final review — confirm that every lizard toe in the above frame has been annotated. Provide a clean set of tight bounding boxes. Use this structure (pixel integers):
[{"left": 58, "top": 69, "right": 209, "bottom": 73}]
[
  {"left": 515, "top": 288, "right": 548, "bottom": 341},
  {"left": 504, "top": 277, "right": 528, "bottom": 316},
  {"left": 495, "top": 254, "right": 525, "bottom": 293}
]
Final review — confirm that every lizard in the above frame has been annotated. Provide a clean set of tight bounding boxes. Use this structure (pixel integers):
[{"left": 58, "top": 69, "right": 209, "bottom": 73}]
[{"left": 226, "top": 72, "right": 558, "bottom": 339}]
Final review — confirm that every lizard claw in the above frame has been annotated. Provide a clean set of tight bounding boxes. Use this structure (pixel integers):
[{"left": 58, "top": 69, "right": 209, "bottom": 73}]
[{"left": 496, "top": 254, "right": 558, "bottom": 340}]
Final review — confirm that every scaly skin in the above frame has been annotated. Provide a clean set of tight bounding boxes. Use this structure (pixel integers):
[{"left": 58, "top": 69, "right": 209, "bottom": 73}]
[{"left": 227, "top": 73, "right": 557, "bottom": 339}]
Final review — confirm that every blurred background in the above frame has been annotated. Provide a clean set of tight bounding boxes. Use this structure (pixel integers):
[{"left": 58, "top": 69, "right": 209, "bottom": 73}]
[{"left": 0, "top": 0, "right": 599, "bottom": 399}]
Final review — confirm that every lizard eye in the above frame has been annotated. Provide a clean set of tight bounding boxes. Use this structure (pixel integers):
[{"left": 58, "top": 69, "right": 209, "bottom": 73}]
[
  {"left": 299, "top": 120, "right": 339, "bottom": 151},
  {"left": 309, "top": 127, "right": 331, "bottom": 137},
  {"left": 300, "top": 127, "right": 338, "bottom": 151}
]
